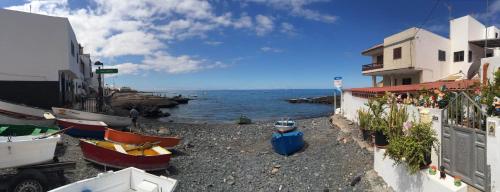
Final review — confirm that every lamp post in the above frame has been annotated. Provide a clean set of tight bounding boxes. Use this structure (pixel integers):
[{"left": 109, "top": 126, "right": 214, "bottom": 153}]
[{"left": 94, "top": 61, "right": 104, "bottom": 112}]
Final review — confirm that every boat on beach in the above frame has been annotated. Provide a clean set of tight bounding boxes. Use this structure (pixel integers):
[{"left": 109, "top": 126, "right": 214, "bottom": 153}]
[
  {"left": 0, "top": 134, "right": 60, "bottom": 169},
  {"left": 80, "top": 139, "right": 172, "bottom": 171},
  {"left": 236, "top": 115, "right": 252, "bottom": 124},
  {"left": 105, "top": 128, "right": 181, "bottom": 148},
  {"left": 271, "top": 130, "right": 305, "bottom": 156},
  {"left": 52, "top": 107, "right": 130, "bottom": 127},
  {"left": 0, "top": 100, "right": 55, "bottom": 126},
  {"left": 56, "top": 118, "right": 107, "bottom": 139},
  {"left": 0, "top": 124, "right": 58, "bottom": 136},
  {"left": 274, "top": 119, "right": 297, "bottom": 133},
  {"left": 48, "top": 167, "right": 177, "bottom": 192}
]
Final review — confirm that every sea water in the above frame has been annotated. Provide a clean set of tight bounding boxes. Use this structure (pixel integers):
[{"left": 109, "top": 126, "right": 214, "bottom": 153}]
[{"left": 158, "top": 89, "right": 337, "bottom": 124}]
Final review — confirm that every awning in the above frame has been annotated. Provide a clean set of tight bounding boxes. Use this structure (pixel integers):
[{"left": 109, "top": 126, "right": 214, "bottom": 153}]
[
  {"left": 469, "top": 39, "right": 500, "bottom": 48},
  {"left": 346, "top": 79, "right": 478, "bottom": 98}
]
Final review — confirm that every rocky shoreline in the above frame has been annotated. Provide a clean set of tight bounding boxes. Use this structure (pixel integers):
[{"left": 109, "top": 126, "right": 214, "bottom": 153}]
[{"left": 54, "top": 116, "right": 390, "bottom": 191}]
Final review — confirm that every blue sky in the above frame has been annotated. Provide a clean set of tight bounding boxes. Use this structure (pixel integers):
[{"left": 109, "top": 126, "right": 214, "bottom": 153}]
[{"left": 2, "top": 0, "right": 497, "bottom": 90}]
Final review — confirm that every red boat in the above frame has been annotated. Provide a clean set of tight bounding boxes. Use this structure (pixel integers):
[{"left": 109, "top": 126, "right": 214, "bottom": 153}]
[
  {"left": 105, "top": 128, "right": 181, "bottom": 148},
  {"left": 56, "top": 119, "right": 107, "bottom": 139},
  {"left": 79, "top": 139, "right": 172, "bottom": 171}
]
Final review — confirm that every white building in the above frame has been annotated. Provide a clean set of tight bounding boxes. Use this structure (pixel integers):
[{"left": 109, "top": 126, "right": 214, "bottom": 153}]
[
  {"left": 362, "top": 15, "right": 500, "bottom": 87},
  {"left": 0, "top": 8, "right": 91, "bottom": 108}
]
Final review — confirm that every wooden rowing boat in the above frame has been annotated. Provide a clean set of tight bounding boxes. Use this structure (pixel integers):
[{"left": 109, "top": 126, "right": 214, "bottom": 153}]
[
  {"left": 80, "top": 139, "right": 172, "bottom": 171},
  {"left": 0, "top": 124, "right": 58, "bottom": 136},
  {"left": 0, "top": 135, "right": 60, "bottom": 169},
  {"left": 56, "top": 118, "right": 107, "bottom": 139},
  {"left": 48, "top": 167, "right": 177, "bottom": 192},
  {"left": 52, "top": 107, "right": 130, "bottom": 128},
  {"left": 0, "top": 113, "right": 55, "bottom": 126},
  {"left": 105, "top": 128, "right": 181, "bottom": 148}
]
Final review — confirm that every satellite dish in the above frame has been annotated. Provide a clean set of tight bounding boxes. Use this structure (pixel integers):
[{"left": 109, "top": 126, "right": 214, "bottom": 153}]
[{"left": 467, "top": 61, "right": 481, "bottom": 79}]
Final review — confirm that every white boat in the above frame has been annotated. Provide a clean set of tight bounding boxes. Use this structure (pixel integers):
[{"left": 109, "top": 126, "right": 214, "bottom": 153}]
[
  {"left": 49, "top": 167, "right": 177, "bottom": 192},
  {"left": 52, "top": 107, "right": 130, "bottom": 127},
  {"left": 0, "top": 113, "right": 55, "bottom": 126},
  {"left": 0, "top": 135, "right": 60, "bottom": 169},
  {"left": 274, "top": 119, "right": 297, "bottom": 133},
  {"left": 0, "top": 99, "right": 52, "bottom": 120}
]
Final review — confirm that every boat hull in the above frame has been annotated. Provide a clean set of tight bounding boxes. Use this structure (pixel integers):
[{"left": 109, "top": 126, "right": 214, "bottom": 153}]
[
  {"left": 0, "top": 113, "right": 55, "bottom": 127},
  {"left": 52, "top": 107, "right": 130, "bottom": 128},
  {"left": 271, "top": 131, "right": 305, "bottom": 156},
  {"left": 80, "top": 140, "right": 171, "bottom": 171},
  {"left": 48, "top": 167, "right": 177, "bottom": 192},
  {"left": 0, "top": 100, "right": 49, "bottom": 119},
  {"left": 56, "top": 119, "right": 106, "bottom": 139},
  {"left": 0, "top": 135, "right": 60, "bottom": 169},
  {"left": 105, "top": 128, "right": 181, "bottom": 148}
]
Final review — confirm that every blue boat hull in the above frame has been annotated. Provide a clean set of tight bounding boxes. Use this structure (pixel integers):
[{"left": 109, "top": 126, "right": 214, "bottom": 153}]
[
  {"left": 271, "top": 131, "right": 304, "bottom": 155},
  {"left": 64, "top": 128, "right": 104, "bottom": 139}
]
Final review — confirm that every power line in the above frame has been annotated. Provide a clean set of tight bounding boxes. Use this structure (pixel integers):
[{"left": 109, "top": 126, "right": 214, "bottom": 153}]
[{"left": 414, "top": 0, "right": 443, "bottom": 37}]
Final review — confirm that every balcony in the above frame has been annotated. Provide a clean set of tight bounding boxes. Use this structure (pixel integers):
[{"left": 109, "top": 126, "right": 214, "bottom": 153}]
[{"left": 362, "top": 63, "right": 384, "bottom": 71}]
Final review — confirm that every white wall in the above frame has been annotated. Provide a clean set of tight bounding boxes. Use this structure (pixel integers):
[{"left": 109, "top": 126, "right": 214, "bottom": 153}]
[
  {"left": 481, "top": 56, "right": 500, "bottom": 84},
  {"left": 375, "top": 148, "right": 467, "bottom": 192},
  {"left": 0, "top": 9, "right": 80, "bottom": 81},
  {"left": 414, "top": 29, "right": 450, "bottom": 82},
  {"left": 341, "top": 91, "right": 369, "bottom": 122}
]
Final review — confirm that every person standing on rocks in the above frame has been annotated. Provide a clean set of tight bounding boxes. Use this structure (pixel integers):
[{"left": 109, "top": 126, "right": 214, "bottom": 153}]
[{"left": 129, "top": 107, "right": 140, "bottom": 132}]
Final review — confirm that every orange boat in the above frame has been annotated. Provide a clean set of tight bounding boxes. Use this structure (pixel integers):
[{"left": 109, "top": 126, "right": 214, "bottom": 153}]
[{"left": 104, "top": 128, "right": 181, "bottom": 148}]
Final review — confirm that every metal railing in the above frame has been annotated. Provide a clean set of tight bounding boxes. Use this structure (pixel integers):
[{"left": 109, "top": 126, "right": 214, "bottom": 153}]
[{"left": 362, "top": 63, "right": 384, "bottom": 71}]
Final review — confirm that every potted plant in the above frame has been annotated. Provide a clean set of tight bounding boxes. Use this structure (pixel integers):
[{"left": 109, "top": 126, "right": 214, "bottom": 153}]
[
  {"left": 454, "top": 176, "right": 462, "bottom": 187},
  {"left": 385, "top": 121, "right": 437, "bottom": 174},
  {"left": 357, "top": 108, "right": 372, "bottom": 141},
  {"left": 366, "top": 98, "right": 388, "bottom": 147},
  {"left": 429, "top": 165, "right": 437, "bottom": 175}
]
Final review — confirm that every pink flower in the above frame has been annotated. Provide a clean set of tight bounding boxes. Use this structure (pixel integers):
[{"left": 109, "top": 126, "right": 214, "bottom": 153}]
[{"left": 403, "top": 121, "right": 412, "bottom": 135}]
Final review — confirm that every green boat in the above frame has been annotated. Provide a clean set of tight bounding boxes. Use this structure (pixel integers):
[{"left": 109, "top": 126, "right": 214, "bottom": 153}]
[
  {"left": 236, "top": 115, "right": 252, "bottom": 125},
  {"left": 0, "top": 124, "right": 59, "bottom": 136}
]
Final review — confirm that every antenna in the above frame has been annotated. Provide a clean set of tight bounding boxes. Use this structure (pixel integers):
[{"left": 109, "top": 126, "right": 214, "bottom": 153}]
[{"left": 444, "top": 1, "right": 452, "bottom": 20}]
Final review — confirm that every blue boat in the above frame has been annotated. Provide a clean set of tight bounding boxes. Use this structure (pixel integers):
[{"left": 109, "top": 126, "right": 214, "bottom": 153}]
[{"left": 271, "top": 130, "right": 305, "bottom": 155}]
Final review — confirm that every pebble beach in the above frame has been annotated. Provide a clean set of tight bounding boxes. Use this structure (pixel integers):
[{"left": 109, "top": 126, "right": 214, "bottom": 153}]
[{"left": 56, "top": 116, "right": 390, "bottom": 192}]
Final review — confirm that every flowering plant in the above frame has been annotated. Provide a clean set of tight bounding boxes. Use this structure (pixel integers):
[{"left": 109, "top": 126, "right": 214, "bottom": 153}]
[
  {"left": 454, "top": 176, "right": 461, "bottom": 186},
  {"left": 429, "top": 165, "right": 437, "bottom": 175}
]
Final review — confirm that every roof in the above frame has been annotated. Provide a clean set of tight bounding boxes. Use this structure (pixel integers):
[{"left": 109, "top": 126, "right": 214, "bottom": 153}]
[
  {"left": 361, "top": 43, "right": 383, "bottom": 55},
  {"left": 346, "top": 79, "right": 478, "bottom": 97}
]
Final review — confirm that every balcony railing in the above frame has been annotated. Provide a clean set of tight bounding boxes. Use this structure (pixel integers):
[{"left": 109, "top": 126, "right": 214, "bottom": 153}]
[{"left": 362, "top": 63, "right": 384, "bottom": 71}]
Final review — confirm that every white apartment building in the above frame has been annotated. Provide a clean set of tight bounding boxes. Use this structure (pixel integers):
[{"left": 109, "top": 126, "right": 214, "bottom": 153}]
[
  {"left": 362, "top": 15, "right": 500, "bottom": 87},
  {"left": 0, "top": 8, "right": 92, "bottom": 108}
]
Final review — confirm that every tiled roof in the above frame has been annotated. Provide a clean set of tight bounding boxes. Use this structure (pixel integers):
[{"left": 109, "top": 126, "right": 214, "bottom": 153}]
[{"left": 346, "top": 79, "right": 478, "bottom": 97}]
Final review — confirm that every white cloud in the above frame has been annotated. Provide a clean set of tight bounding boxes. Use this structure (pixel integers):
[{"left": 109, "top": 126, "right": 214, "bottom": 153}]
[
  {"left": 261, "top": 46, "right": 283, "bottom": 53},
  {"left": 280, "top": 22, "right": 296, "bottom": 35},
  {"left": 247, "top": 0, "right": 338, "bottom": 23},
  {"left": 255, "top": 15, "right": 274, "bottom": 36},
  {"left": 204, "top": 41, "right": 223, "bottom": 46},
  {"left": 5, "top": 0, "right": 241, "bottom": 75}
]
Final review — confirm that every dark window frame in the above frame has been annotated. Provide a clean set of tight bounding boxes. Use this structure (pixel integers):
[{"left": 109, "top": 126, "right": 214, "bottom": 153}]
[
  {"left": 71, "top": 41, "right": 75, "bottom": 57},
  {"left": 438, "top": 50, "right": 446, "bottom": 61},
  {"left": 468, "top": 50, "right": 472, "bottom": 62},
  {"left": 454, "top": 51, "right": 464, "bottom": 62},
  {"left": 402, "top": 78, "right": 412, "bottom": 85},
  {"left": 393, "top": 47, "right": 402, "bottom": 59}
]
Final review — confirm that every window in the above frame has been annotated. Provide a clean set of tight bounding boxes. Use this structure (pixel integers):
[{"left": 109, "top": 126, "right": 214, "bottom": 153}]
[
  {"left": 468, "top": 50, "right": 472, "bottom": 62},
  {"left": 438, "top": 50, "right": 446, "bottom": 61},
  {"left": 453, "top": 51, "right": 464, "bottom": 62},
  {"left": 496, "top": 33, "right": 498, "bottom": 38},
  {"left": 487, "top": 52, "right": 494, "bottom": 57},
  {"left": 402, "top": 78, "right": 412, "bottom": 85},
  {"left": 393, "top": 47, "right": 402, "bottom": 59},
  {"left": 376, "top": 55, "right": 383, "bottom": 64},
  {"left": 71, "top": 41, "right": 75, "bottom": 57}
]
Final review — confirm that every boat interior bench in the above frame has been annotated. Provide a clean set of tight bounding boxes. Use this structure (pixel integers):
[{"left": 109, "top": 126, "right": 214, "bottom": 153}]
[
  {"left": 0, "top": 126, "right": 8, "bottom": 135},
  {"left": 31, "top": 128, "right": 41, "bottom": 135}
]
